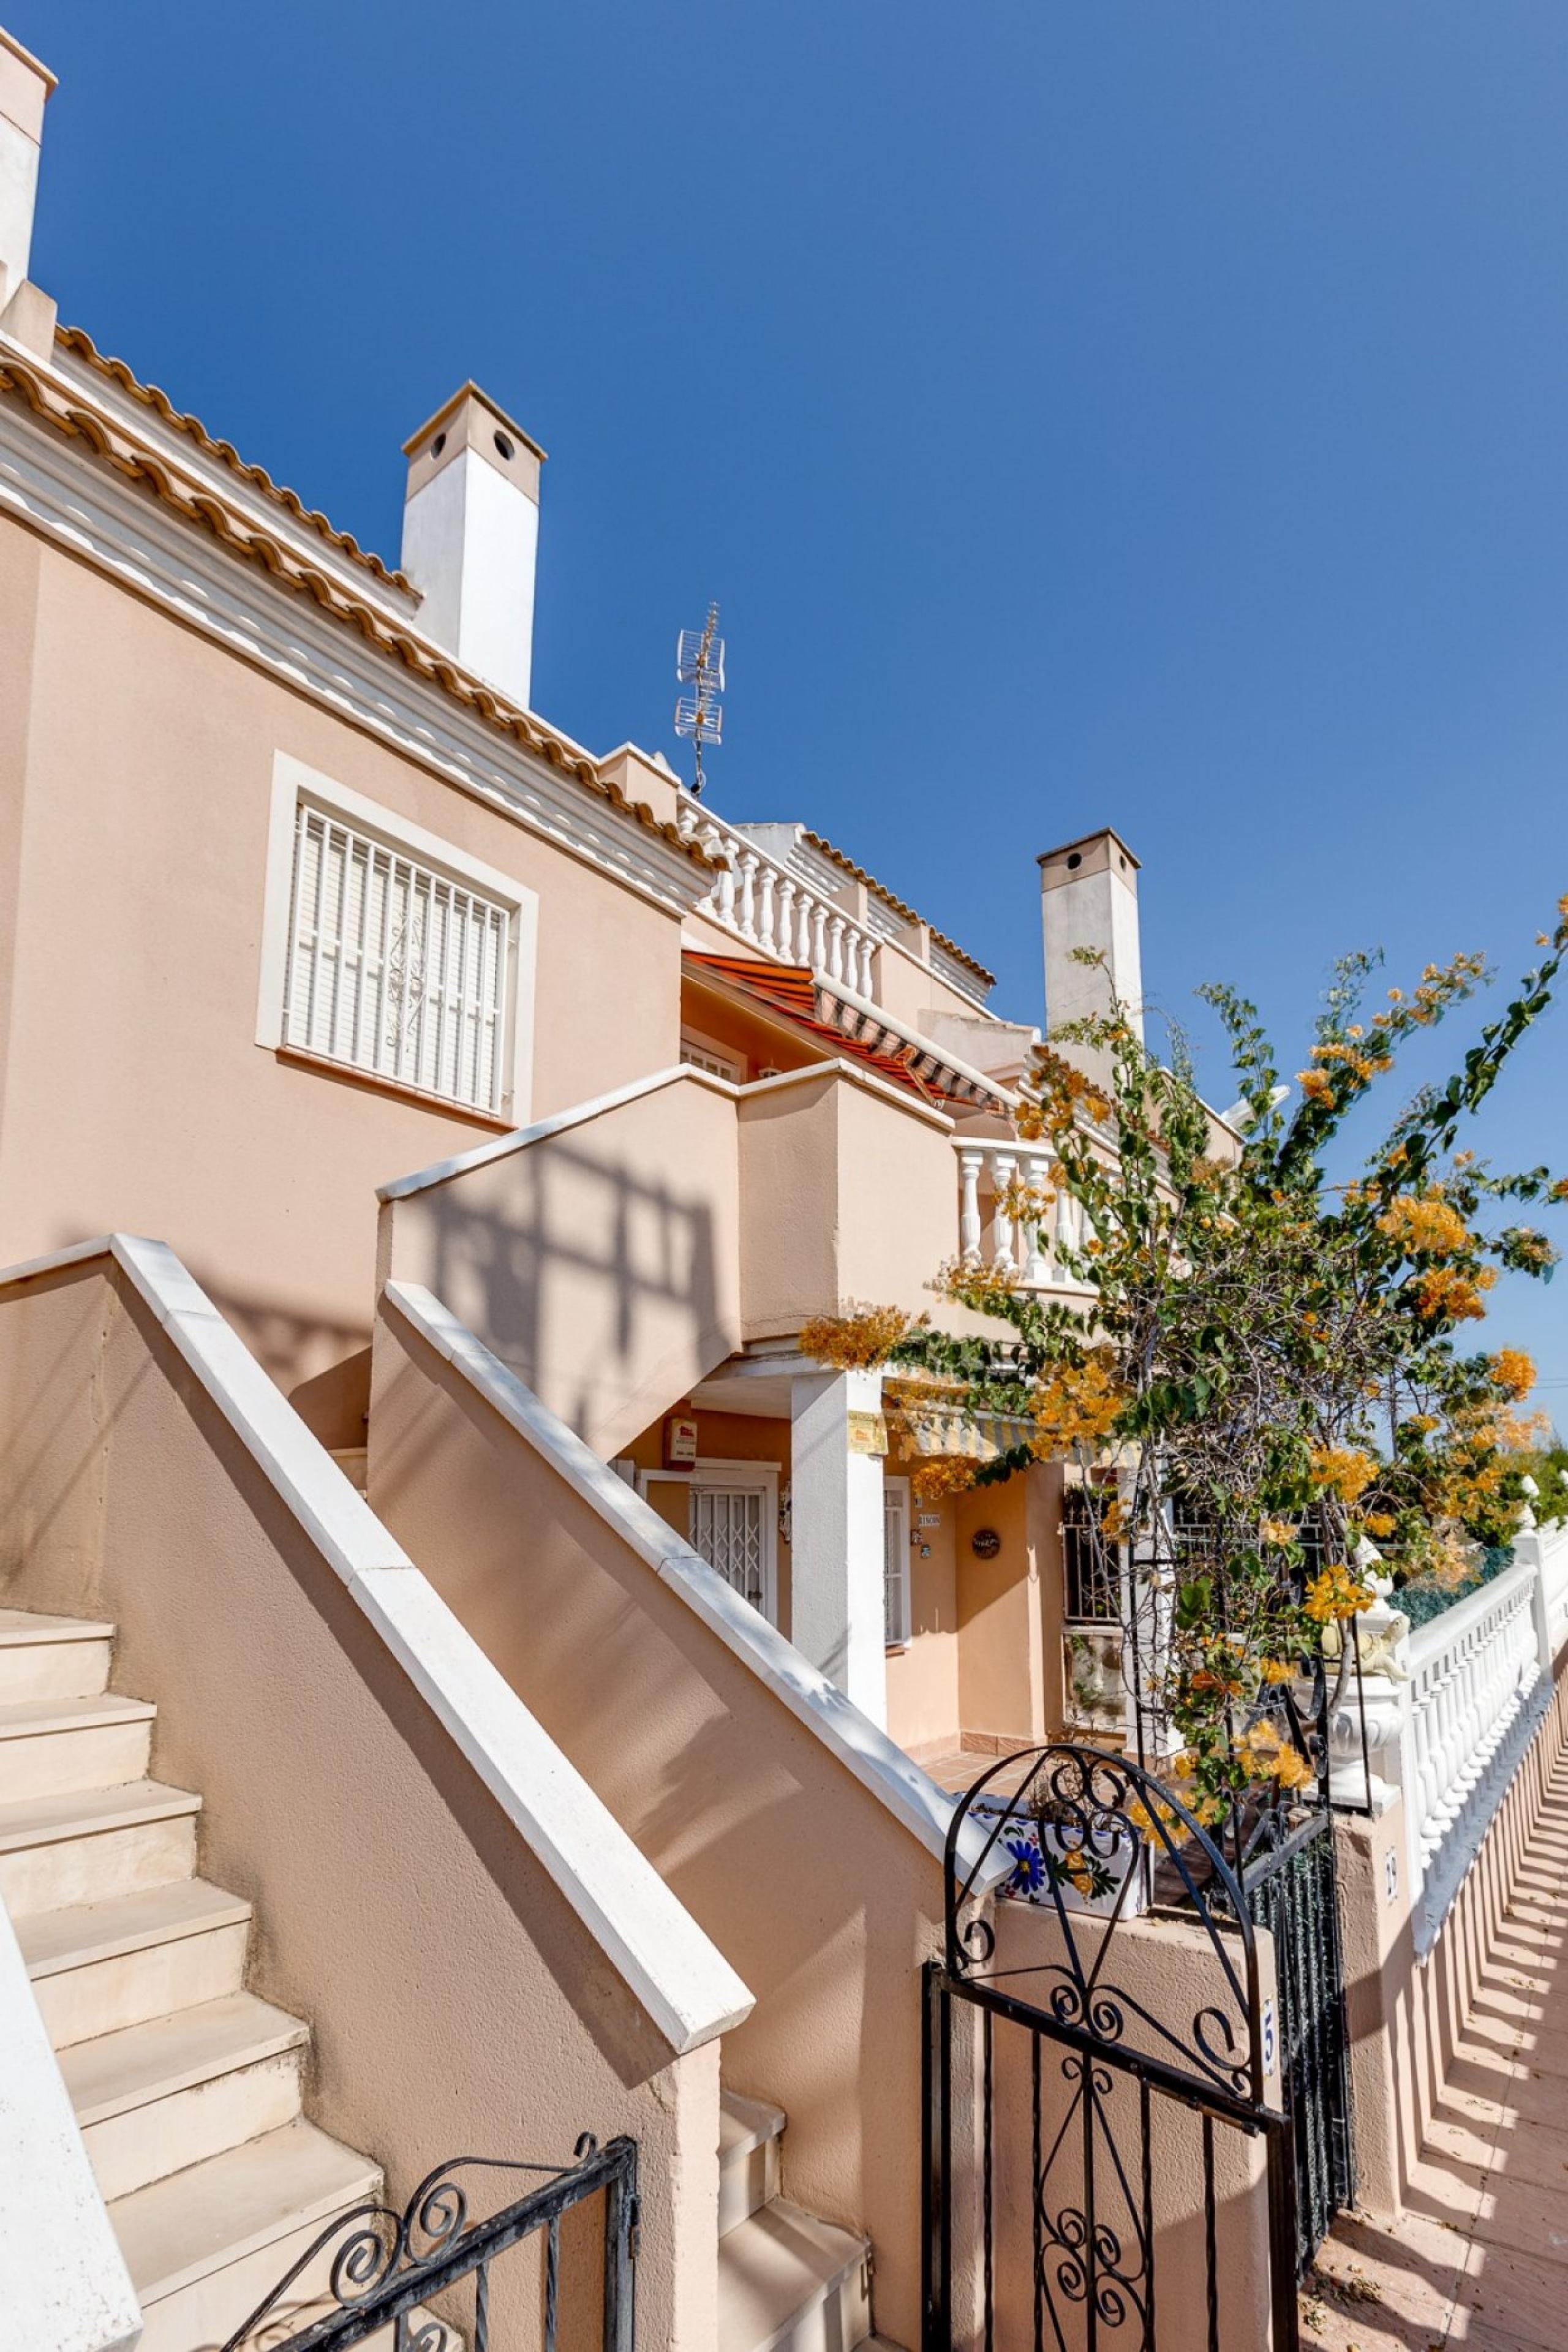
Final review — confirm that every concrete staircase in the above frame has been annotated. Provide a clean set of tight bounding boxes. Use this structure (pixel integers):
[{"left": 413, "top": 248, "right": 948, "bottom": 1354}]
[
  {"left": 0, "top": 1608, "right": 386, "bottom": 2352},
  {"left": 718, "top": 2088, "right": 887, "bottom": 2352}
]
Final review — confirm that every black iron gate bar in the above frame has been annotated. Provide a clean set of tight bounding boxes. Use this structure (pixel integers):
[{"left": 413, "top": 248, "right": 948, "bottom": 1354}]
[
  {"left": 1234, "top": 1811, "right": 1355, "bottom": 2267},
  {"left": 922, "top": 1963, "right": 1301, "bottom": 2352},
  {"left": 922, "top": 1744, "right": 1310, "bottom": 2352},
  {"left": 219, "top": 2133, "right": 638, "bottom": 2352}
]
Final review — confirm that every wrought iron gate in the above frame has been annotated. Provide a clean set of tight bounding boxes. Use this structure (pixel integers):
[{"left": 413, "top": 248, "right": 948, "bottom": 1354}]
[
  {"left": 1232, "top": 1810, "right": 1355, "bottom": 2267},
  {"left": 923, "top": 1746, "right": 1303, "bottom": 2352},
  {"left": 219, "top": 2133, "right": 638, "bottom": 2352}
]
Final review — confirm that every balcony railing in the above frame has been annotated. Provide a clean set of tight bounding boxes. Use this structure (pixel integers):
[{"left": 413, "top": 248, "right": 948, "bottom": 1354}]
[
  {"left": 1404, "top": 1559, "right": 1542, "bottom": 1886},
  {"left": 954, "top": 1139, "right": 1089, "bottom": 1289},
  {"left": 676, "top": 803, "right": 878, "bottom": 993}
]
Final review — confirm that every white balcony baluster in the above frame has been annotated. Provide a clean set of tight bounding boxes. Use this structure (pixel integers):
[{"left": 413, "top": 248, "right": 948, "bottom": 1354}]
[
  {"left": 736, "top": 852, "right": 760, "bottom": 942},
  {"left": 959, "top": 1150, "right": 984, "bottom": 1263},
  {"left": 990, "top": 1150, "right": 1018, "bottom": 1274},
  {"left": 1020, "top": 1151, "right": 1052, "bottom": 1285},
  {"left": 685, "top": 809, "right": 881, "bottom": 995}
]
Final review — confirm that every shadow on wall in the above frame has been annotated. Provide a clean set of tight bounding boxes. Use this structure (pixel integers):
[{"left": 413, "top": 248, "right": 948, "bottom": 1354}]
[
  {"left": 202, "top": 1282, "right": 372, "bottom": 1451},
  {"left": 396, "top": 1127, "right": 735, "bottom": 1456}
]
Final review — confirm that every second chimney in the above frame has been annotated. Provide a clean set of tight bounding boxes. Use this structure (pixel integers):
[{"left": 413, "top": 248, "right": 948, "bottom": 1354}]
[
  {"left": 0, "top": 27, "right": 54, "bottom": 315},
  {"left": 401, "top": 385, "right": 545, "bottom": 711},
  {"left": 1038, "top": 828, "right": 1144, "bottom": 1069}
]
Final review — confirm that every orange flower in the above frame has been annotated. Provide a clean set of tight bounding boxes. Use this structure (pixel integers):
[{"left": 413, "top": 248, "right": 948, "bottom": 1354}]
[
  {"left": 1310, "top": 1447, "right": 1377, "bottom": 1504},
  {"left": 1490, "top": 1348, "right": 1536, "bottom": 1402}
]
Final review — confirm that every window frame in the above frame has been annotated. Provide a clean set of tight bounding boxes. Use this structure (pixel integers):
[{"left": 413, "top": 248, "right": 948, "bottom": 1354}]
[
  {"left": 256, "top": 753, "right": 538, "bottom": 1123},
  {"left": 884, "top": 1473, "right": 913, "bottom": 1649},
  {"left": 679, "top": 1026, "right": 745, "bottom": 1084}
]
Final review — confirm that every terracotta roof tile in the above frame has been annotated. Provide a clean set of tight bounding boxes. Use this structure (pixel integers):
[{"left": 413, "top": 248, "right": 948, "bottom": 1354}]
[
  {"left": 798, "top": 829, "right": 995, "bottom": 987},
  {"left": 56, "top": 324, "right": 415, "bottom": 594},
  {"left": 0, "top": 347, "right": 712, "bottom": 873}
]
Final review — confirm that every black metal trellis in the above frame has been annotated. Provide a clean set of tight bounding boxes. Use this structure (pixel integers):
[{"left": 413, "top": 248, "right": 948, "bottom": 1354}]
[
  {"left": 922, "top": 1744, "right": 1302, "bottom": 2352},
  {"left": 219, "top": 2133, "right": 638, "bottom": 2352}
]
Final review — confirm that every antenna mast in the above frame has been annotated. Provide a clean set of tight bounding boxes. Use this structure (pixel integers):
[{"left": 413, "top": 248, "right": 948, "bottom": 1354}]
[{"left": 674, "top": 602, "right": 725, "bottom": 799}]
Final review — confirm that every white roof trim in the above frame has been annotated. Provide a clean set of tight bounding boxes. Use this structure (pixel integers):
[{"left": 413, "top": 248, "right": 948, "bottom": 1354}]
[
  {"left": 0, "top": 1236, "right": 752, "bottom": 2057},
  {"left": 383, "top": 1278, "right": 1005, "bottom": 1891}
]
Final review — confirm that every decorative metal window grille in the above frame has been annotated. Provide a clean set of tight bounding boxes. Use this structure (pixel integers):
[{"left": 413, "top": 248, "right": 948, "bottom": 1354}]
[
  {"left": 284, "top": 803, "right": 511, "bottom": 1114},
  {"left": 691, "top": 1485, "right": 767, "bottom": 1615},
  {"left": 884, "top": 1478, "right": 911, "bottom": 1646},
  {"left": 1061, "top": 1488, "right": 1120, "bottom": 1623}
]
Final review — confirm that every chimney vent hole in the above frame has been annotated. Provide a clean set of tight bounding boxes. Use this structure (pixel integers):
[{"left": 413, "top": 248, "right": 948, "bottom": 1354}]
[
  {"left": 1066, "top": 851, "right": 1082, "bottom": 870},
  {"left": 431, "top": 431, "right": 447, "bottom": 458},
  {"left": 494, "top": 431, "right": 514, "bottom": 461}
]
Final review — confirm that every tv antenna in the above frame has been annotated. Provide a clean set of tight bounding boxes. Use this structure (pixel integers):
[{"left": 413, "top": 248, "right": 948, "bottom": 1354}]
[{"left": 674, "top": 602, "right": 725, "bottom": 798}]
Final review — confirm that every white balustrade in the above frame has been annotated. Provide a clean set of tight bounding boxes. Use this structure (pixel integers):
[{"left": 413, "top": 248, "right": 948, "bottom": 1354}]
[
  {"left": 1540, "top": 1520, "right": 1568, "bottom": 1661},
  {"left": 678, "top": 804, "right": 878, "bottom": 991},
  {"left": 1402, "top": 1561, "right": 1544, "bottom": 1898},
  {"left": 951, "top": 1140, "right": 1073, "bottom": 1287}
]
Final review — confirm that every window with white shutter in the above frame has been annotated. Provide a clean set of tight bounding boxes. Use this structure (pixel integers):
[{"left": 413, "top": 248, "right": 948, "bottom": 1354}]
[
  {"left": 884, "top": 1476, "right": 912, "bottom": 1648},
  {"left": 282, "top": 803, "right": 513, "bottom": 1114}
]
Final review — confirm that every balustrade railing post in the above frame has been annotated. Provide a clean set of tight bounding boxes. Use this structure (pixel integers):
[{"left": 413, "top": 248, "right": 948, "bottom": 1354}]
[
  {"left": 958, "top": 1150, "right": 984, "bottom": 1263},
  {"left": 990, "top": 1150, "right": 1017, "bottom": 1273},
  {"left": 1021, "top": 1150, "right": 1052, "bottom": 1286},
  {"left": 1515, "top": 1523, "right": 1555, "bottom": 1677},
  {"left": 776, "top": 877, "right": 796, "bottom": 962},
  {"left": 736, "top": 851, "right": 759, "bottom": 941}
]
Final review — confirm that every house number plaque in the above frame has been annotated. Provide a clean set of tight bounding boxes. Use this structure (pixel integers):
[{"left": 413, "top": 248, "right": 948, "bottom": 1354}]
[{"left": 846, "top": 1411, "right": 889, "bottom": 1457}]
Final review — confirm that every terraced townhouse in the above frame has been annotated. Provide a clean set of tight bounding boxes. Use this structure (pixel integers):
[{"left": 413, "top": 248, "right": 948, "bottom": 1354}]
[{"left": 5, "top": 30, "right": 1568, "bottom": 2352}]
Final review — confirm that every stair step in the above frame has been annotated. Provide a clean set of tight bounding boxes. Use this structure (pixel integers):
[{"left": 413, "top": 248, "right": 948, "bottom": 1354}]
[
  {"left": 18, "top": 1877, "right": 253, "bottom": 2048},
  {"left": 0, "top": 1689, "right": 156, "bottom": 1798},
  {"left": 718, "top": 2199, "right": 872, "bottom": 2352},
  {"left": 0, "top": 1778, "right": 201, "bottom": 1913},
  {"left": 61, "top": 1990, "right": 309, "bottom": 2199},
  {"left": 111, "top": 2118, "right": 382, "bottom": 2352},
  {"left": 720, "top": 2089, "right": 787, "bottom": 2237},
  {"left": 0, "top": 1610, "right": 115, "bottom": 1701}
]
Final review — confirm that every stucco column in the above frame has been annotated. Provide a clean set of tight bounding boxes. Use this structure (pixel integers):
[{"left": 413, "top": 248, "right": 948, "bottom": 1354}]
[{"left": 790, "top": 1368, "right": 888, "bottom": 1726}]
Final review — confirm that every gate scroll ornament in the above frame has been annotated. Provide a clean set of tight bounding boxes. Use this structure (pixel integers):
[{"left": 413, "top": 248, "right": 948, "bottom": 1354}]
[
  {"left": 219, "top": 2133, "right": 638, "bottom": 2352},
  {"left": 923, "top": 1744, "right": 1303, "bottom": 2352}
]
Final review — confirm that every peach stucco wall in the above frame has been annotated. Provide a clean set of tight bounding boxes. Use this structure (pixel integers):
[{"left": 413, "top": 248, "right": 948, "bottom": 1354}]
[
  {"left": 369, "top": 1298, "right": 950, "bottom": 2351},
  {"left": 0, "top": 1256, "right": 718, "bottom": 2350},
  {"left": 380, "top": 1074, "right": 744, "bottom": 1462},
  {"left": 736, "top": 1068, "right": 959, "bottom": 1338},
  {"left": 0, "top": 524, "right": 683, "bottom": 1415}
]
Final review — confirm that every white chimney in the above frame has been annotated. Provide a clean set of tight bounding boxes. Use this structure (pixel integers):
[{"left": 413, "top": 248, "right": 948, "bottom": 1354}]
[
  {"left": 401, "top": 384, "right": 545, "bottom": 711},
  {"left": 0, "top": 26, "right": 54, "bottom": 324},
  {"left": 1039, "top": 827, "right": 1144, "bottom": 1057}
]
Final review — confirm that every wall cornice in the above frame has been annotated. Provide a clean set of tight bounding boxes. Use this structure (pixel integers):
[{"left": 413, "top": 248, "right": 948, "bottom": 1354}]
[{"left": 0, "top": 367, "right": 711, "bottom": 918}]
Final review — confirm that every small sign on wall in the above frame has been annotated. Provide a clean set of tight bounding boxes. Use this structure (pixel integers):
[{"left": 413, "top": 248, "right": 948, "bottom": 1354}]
[
  {"left": 918, "top": 1512, "right": 941, "bottom": 1531},
  {"left": 1384, "top": 1848, "right": 1399, "bottom": 1905},
  {"left": 846, "top": 1410, "right": 889, "bottom": 1457},
  {"left": 663, "top": 1412, "right": 699, "bottom": 1469}
]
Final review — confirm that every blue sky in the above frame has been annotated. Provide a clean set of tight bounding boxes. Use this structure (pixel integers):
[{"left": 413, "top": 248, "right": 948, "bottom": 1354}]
[{"left": 20, "top": 2, "right": 1568, "bottom": 1394}]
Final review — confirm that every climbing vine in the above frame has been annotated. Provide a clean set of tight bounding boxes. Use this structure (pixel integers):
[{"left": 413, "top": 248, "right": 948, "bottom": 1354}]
[{"left": 801, "top": 899, "right": 1568, "bottom": 1823}]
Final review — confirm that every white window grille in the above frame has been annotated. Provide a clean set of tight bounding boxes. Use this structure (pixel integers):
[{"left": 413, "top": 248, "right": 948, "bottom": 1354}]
[
  {"left": 691, "top": 1484, "right": 769, "bottom": 1615},
  {"left": 284, "top": 803, "right": 512, "bottom": 1114},
  {"left": 884, "top": 1476, "right": 912, "bottom": 1647}
]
